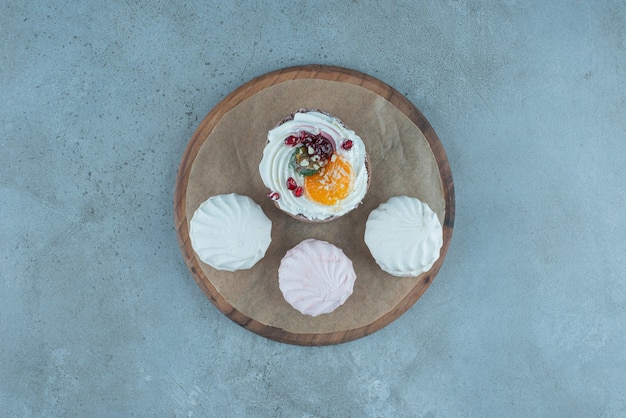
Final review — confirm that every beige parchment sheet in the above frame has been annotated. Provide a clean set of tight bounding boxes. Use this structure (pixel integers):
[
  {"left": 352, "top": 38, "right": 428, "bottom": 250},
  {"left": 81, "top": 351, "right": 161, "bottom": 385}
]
[{"left": 186, "top": 79, "right": 444, "bottom": 334}]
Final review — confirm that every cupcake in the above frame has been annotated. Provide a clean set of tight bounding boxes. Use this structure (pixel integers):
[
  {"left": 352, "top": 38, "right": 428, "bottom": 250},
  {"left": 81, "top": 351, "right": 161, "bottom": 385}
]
[
  {"left": 278, "top": 239, "right": 356, "bottom": 316},
  {"left": 364, "top": 196, "right": 443, "bottom": 277},
  {"left": 259, "top": 109, "right": 369, "bottom": 222},
  {"left": 189, "top": 194, "right": 272, "bottom": 271}
]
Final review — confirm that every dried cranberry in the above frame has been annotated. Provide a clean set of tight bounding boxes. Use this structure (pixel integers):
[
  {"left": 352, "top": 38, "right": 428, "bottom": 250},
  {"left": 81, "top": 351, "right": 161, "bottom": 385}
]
[
  {"left": 284, "top": 135, "right": 299, "bottom": 146},
  {"left": 304, "top": 134, "right": 334, "bottom": 161}
]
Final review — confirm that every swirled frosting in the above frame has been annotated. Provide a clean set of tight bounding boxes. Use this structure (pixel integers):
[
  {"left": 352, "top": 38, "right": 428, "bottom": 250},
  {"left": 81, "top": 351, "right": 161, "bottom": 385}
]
[
  {"left": 189, "top": 194, "right": 272, "bottom": 271},
  {"left": 364, "top": 196, "right": 443, "bottom": 277},
  {"left": 278, "top": 239, "right": 356, "bottom": 316},
  {"left": 259, "top": 110, "right": 368, "bottom": 221}
]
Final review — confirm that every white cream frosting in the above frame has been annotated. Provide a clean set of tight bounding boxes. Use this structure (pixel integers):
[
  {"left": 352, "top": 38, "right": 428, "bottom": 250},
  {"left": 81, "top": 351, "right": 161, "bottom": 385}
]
[
  {"left": 364, "top": 196, "right": 443, "bottom": 277},
  {"left": 278, "top": 239, "right": 356, "bottom": 317},
  {"left": 189, "top": 194, "right": 272, "bottom": 271},
  {"left": 259, "top": 110, "right": 368, "bottom": 221}
]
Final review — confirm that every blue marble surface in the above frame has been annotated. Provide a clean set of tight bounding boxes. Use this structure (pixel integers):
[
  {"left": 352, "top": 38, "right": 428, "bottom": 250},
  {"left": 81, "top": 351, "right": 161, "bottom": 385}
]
[{"left": 2, "top": 1, "right": 625, "bottom": 416}]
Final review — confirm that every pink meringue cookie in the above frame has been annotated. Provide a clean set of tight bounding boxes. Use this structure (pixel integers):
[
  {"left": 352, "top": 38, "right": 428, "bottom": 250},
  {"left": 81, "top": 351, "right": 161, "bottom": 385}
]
[{"left": 278, "top": 239, "right": 356, "bottom": 317}]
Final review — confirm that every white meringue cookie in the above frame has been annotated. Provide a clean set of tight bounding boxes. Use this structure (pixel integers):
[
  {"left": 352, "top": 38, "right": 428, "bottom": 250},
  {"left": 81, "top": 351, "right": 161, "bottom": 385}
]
[
  {"left": 278, "top": 239, "right": 356, "bottom": 317},
  {"left": 364, "top": 196, "right": 443, "bottom": 277},
  {"left": 189, "top": 194, "right": 272, "bottom": 271}
]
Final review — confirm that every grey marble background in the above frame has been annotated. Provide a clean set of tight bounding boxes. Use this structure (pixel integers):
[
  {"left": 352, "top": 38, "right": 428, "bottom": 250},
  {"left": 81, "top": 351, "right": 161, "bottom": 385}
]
[{"left": 2, "top": 1, "right": 625, "bottom": 416}]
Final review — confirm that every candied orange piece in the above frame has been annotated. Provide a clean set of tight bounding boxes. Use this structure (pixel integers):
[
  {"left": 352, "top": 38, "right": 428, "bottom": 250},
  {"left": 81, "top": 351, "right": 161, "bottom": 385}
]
[{"left": 304, "top": 155, "right": 353, "bottom": 205}]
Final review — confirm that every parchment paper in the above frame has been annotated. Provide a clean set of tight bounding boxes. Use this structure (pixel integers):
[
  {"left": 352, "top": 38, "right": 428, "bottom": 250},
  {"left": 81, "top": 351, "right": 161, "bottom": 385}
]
[{"left": 186, "top": 79, "right": 444, "bottom": 334}]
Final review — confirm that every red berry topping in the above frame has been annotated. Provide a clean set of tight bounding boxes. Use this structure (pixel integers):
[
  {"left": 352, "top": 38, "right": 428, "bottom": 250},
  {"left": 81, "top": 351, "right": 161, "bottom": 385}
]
[
  {"left": 284, "top": 135, "right": 299, "bottom": 146},
  {"left": 341, "top": 139, "right": 353, "bottom": 150},
  {"left": 286, "top": 177, "right": 297, "bottom": 190},
  {"left": 294, "top": 186, "right": 304, "bottom": 197},
  {"left": 267, "top": 191, "right": 280, "bottom": 201}
]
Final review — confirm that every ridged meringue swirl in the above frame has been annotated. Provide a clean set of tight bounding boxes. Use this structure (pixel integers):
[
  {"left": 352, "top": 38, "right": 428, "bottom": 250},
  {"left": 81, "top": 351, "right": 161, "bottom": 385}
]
[
  {"left": 278, "top": 239, "right": 356, "bottom": 317},
  {"left": 259, "top": 110, "right": 368, "bottom": 221},
  {"left": 189, "top": 194, "right": 272, "bottom": 271},
  {"left": 364, "top": 196, "right": 443, "bottom": 277}
]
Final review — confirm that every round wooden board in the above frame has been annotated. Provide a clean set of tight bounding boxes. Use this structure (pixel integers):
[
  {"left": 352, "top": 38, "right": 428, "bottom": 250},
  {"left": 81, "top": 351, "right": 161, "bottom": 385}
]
[{"left": 174, "top": 65, "right": 455, "bottom": 346}]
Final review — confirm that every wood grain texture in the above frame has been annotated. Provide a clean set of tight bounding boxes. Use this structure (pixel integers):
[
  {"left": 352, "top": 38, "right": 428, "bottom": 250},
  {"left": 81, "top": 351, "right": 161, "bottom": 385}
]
[{"left": 174, "top": 65, "right": 455, "bottom": 346}]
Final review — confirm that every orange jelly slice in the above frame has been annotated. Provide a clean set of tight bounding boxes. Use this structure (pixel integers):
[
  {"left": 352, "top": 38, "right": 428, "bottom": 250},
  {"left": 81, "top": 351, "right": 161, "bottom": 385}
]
[{"left": 304, "top": 155, "right": 353, "bottom": 205}]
